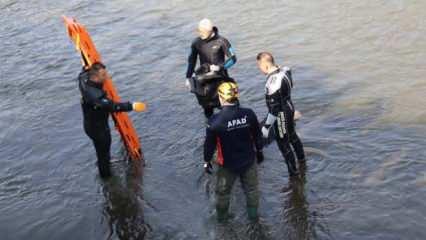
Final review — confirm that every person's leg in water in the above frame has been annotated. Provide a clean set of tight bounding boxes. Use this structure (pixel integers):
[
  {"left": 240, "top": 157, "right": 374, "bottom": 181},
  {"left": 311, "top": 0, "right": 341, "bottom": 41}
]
[
  {"left": 215, "top": 166, "right": 237, "bottom": 223},
  {"left": 195, "top": 94, "right": 215, "bottom": 119},
  {"left": 274, "top": 111, "right": 298, "bottom": 176},
  {"left": 204, "top": 92, "right": 219, "bottom": 118},
  {"left": 93, "top": 130, "right": 112, "bottom": 179},
  {"left": 240, "top": 163, "right": 259, "bottom": 222},
  {"left": 286, "top": 106, "right": 306, "bottom": 162},
  {"left": 289, "top": 131, "right": 305, "bottom": 161},
  {"left": 86, "top": 126, "right": 112, "bottom": 179}
]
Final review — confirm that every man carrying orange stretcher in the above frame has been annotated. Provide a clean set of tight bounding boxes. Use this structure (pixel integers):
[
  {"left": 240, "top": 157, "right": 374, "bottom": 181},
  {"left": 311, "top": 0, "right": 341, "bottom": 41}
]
[
  {"left": 78, "top": 63, "right": 145, "bottom": 178},
  {"left": 63, "top": 16, "right": 145, "bottom": 178}
]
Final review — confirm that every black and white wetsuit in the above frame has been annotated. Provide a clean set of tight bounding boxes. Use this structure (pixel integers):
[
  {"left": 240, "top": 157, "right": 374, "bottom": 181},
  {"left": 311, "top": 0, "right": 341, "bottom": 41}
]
[{"left": 263, "top": 66, "right": 305, "bottom": 176}]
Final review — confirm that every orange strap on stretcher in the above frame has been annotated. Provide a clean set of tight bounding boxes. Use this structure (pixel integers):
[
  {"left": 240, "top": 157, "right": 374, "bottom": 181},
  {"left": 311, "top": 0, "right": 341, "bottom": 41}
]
[{"left": 63, "top": 16, "right": 143, "bottom": 161}]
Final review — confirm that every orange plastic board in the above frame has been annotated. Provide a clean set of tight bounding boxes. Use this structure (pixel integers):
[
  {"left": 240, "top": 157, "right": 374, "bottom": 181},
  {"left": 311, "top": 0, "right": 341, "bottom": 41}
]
[{"left": 63, "top": 16, "right": 142, "bottom": 161}]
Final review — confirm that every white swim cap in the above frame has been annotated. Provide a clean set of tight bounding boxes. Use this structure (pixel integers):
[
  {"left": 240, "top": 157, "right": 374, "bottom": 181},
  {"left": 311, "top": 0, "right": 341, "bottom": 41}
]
[{"left": 198, "top": 18, "right": 213, "bottom": 32}]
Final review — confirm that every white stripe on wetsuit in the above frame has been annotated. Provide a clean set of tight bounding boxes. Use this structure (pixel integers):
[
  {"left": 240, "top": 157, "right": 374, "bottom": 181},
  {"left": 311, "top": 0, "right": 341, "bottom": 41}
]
[{"left": 265, "top": 66, "right": 292, "bottom": 95}]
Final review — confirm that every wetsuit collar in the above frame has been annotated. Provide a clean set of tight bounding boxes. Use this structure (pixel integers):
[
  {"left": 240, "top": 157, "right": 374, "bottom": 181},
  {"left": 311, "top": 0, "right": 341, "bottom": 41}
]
[
  {"left": 266, "top": 66, "right": 280, "bottom": 78},
  {"left": 87, "top": 78, "right": 104, "bottom": 89},
  {"left": 204, "top": 27, "right": 219, "bottom": 42},
  {"left": 221, "top": 104, "right": 238, "bottom": 110},
  {"left": 213, "top": 26, "right": 218, "bottom": 34}
]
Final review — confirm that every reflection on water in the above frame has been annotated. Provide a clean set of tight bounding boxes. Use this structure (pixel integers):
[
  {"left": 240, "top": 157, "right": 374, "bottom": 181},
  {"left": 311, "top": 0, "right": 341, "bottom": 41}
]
[
  {"left": 101, "top": 161, "right": 149, "bottom": 240},
  {"left": 280, "top": 163, "right": 332, "bottom": 240},
  {"left": 282, "top": 164, "right": 310, "bottom": 240}
]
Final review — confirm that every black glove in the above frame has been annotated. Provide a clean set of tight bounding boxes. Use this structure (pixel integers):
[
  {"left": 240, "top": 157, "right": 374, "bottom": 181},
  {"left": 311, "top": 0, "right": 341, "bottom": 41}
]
[
  {"left": 204, "top": 162, "right": 213, "bottom": 174},
  {"left": 256, "top": 151, "right": 264, "bottom": 164}
]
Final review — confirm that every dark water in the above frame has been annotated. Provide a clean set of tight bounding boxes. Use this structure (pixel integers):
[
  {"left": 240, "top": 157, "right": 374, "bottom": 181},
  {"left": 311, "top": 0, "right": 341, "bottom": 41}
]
[{"left": 1, "top": 0, "right": 426, "bottom": 239}]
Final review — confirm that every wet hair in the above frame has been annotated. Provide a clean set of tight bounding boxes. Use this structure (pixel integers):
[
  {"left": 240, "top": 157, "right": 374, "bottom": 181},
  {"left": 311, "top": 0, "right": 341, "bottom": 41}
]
[
  {"left": 88, "top": 62, "right": 106, "bottom": 80},
  {"left": 256, "top": 52, "right": 275, "bottom": 65}
]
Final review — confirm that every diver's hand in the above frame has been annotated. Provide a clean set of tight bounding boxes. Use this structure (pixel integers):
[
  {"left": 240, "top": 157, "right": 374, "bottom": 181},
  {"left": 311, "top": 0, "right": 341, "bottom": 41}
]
[
  {"left": 261, "top": 125, "right": 270, "bottom": 138},
  {"left": 294, "top": 110, "right": 302, "bottom": 121},
  {"left": 185, "top": 78, "right": 191, "bottom": 90},
  {"left": 132, "top": 102, "right": 146, "bottom": 112},
  {"left": 204, "top": 162, "right": 213, "bottom": 174},
  {"left": 256, "top": 151, "right": 264, "bottom": 164},
  {"left": 209, "top": 64, "right": 220, "bottom": 72}
]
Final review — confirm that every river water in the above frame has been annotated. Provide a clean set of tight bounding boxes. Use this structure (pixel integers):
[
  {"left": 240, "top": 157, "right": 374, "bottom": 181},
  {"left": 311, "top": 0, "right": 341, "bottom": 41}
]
[{"left": 1, "top": 0, "right": 426, "bottom": 239}]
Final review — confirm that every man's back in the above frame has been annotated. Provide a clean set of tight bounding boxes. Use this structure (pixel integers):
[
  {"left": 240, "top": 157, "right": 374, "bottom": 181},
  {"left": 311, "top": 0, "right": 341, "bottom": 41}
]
[{"left": 205, "top": 105, "right": 262, "bottom": 173}]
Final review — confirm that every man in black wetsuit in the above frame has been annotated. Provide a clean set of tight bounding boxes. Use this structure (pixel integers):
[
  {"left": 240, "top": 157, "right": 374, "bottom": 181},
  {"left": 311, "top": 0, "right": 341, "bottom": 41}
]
[
  {"left": 256, "top": 52, "right": 305, "bottom": 177},
  {"left": 78, "top": 63, "right": 145, "bottom": 178},
  {"left": 204, "top": 82, "right": 264, "bottom": 223},
  {"left": 186, "top": 18, "right": 237, "bottom": 118}
]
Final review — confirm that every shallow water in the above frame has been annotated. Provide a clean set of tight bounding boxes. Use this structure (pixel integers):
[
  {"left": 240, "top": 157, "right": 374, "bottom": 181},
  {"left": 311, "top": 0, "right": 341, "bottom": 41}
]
[{"left": 1, "top": 0, "right": 426, "bottom": 239}]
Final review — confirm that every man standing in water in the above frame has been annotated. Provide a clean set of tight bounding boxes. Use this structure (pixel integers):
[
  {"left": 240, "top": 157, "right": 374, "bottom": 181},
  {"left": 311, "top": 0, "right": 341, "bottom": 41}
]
[
  {"left": 186, "top": 18, "right": 237, "bottom": 118},
  {"left": 78, "top": 63, "right": 145, "bottom": 178},
  {"left": 204, "top": 82, "right": 264, "bottom": 223},
  {"left": 256, "top": 52, "right": 305, "bottom": 176}
]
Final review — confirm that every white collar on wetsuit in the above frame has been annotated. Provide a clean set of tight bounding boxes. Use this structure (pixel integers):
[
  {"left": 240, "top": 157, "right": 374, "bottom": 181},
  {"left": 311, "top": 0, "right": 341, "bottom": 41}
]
[
  {"left": 204, "top": 31, "right": 216, "bottom": 41},
  {"left": 266, "top": 65, "right": 281, "bottom": 78},
  {"left": 265, "top": 66, "right": 285, "bottom": 95}
]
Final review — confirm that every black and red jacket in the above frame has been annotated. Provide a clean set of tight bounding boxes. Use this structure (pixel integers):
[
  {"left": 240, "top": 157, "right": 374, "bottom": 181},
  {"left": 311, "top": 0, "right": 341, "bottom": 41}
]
[{"left": 204, "top": 105, "right": 263, "bottom": 173}]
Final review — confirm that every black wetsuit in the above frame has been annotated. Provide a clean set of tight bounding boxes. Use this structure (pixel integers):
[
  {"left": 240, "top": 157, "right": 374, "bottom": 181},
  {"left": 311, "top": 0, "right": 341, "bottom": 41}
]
[
  {"left": 186, "top": 27, "right": 237, "bottom": 118},
  {"left": 78, "top": 70, "right": 133, "bottom": 178},
  {"left": 264, "top": 67, "right": 305, "bottom": 176},
  {"left": 204, "top": 105, "right": 263, "bottom": 173}
]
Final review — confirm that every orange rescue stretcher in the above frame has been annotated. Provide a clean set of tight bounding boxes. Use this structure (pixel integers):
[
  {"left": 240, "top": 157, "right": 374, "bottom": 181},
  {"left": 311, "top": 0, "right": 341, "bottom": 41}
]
[{"left": 62, "top": 16, "right": 143, "bottom": 161}]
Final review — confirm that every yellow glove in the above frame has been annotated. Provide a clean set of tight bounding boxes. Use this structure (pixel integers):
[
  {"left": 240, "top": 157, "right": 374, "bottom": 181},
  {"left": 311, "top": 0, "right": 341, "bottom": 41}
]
[{"left": 132, "top": 102, "right": 146, "bottom": 112}]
